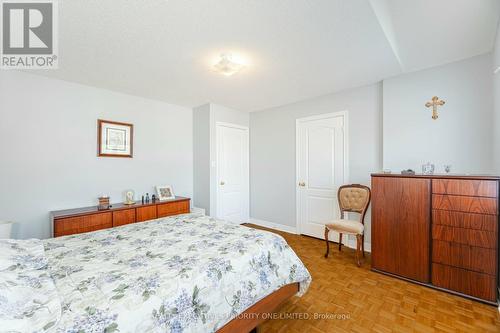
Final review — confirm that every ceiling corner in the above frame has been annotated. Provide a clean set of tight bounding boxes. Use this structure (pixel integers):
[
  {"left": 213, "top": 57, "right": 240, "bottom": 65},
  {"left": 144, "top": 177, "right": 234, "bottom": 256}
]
[{"left": 368, "top": 0, "right": 405, "bottom": 72}]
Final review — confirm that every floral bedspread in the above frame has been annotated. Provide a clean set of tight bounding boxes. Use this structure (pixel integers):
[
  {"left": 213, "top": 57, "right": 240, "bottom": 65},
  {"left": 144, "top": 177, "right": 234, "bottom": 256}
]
[
  {"left": 0, "top": 239, "right": 61, "bottom": 332},
  {"left": 42, "top": 213, "right": 311, "bottom": 333}
]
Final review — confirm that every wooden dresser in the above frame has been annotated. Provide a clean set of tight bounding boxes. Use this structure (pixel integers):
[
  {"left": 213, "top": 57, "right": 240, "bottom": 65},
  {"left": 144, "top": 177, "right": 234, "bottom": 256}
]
[
  {"left": 51, "top": 196, "right": 191, "bottom": 237},
  {"left": 371, "top": 174, "right": 499, "bottom": 304}
]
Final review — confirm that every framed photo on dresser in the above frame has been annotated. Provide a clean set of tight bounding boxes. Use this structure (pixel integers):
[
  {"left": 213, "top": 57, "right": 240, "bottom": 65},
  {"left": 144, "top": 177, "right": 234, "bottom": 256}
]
[
  {"left": 156, "top": 185, "right": 175, "bottom": 201},
  {"left": 98, "top": 119, "right": 133, "bottom": 157}
]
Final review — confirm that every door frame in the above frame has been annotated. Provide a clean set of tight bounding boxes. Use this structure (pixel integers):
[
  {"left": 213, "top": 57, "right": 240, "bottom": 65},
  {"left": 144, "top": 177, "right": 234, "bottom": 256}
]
[
  {"left": 295, "top": 111, "right": 349, "bottom": 236},
  {"left": 215, "top": 121, "right": 250, "bottom": 223}
]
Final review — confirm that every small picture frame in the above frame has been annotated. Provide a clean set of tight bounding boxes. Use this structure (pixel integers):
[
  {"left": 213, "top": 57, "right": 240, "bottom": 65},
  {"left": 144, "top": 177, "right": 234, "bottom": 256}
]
[
  {"left": 98, "top": 119, "right": 133, "bottom": 158},
  {"left": 156, "top": 185, "right": 175, "bottom": 201}
]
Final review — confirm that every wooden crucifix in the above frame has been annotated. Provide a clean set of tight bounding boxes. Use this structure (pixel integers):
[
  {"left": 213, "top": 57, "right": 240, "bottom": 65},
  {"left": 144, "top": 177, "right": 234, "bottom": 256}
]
[{"left": 425, "top": 96, "right": 445, "bottom": 120}]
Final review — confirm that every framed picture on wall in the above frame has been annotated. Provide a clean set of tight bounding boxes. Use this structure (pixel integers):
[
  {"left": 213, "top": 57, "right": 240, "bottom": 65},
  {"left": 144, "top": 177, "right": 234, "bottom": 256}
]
[
  {"left": 156, "top": 185, "right": 175, "bottom": 201},
  {"left": 98, "top": 119, "right": 133, "bottom": 157}
]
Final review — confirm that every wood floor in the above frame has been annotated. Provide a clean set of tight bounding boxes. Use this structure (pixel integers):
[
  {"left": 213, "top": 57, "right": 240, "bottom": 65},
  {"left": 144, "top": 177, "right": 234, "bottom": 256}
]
[{"left": 247, "top": 225, "right": 500, "bottom": 333}]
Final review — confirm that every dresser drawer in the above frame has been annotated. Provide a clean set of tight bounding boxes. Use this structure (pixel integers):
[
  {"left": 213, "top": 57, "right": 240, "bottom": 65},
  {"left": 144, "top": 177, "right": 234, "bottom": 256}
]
[
  {"left": 136, "top": 206, "right": 157, "bottom": 222},
  {"left": 112, "top": 209, "right": 136, "bottom": 227},
  {"left": 432, "top": 240, "right": 496, "bottom": 275},
  {"left": 432, "top": 225, "right": 497, "bottom": 248},
  {"left": 157, "top": 200, "right": 190, "bottom": 218},
  {"left": 432, "top": 194, "right": 498, "bottom": 215},
  {"left": 432, "top": 263, "right": 497, "bottom": 302},
  {"left": 432, "top": 210, "right": 497, "bottom": 232},
  {"left": 54, "top": 212, "right": 112, "bottom": 237},
  {"left": 432, "top": 179, "right": 498, "bottom": 198}
]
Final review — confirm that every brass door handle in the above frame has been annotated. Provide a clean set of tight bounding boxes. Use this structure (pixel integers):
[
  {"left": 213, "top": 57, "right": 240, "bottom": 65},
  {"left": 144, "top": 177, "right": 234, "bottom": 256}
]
[
  {"left": 220, "top": 181, "right": 225, "bottom": 185},
  {"left": 298, "top": 181, "right": 306, "bottom": 187}
]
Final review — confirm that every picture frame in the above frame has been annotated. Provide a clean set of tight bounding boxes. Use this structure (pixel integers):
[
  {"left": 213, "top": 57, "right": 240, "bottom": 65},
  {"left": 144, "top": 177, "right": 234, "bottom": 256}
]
[
  {"left": 98, "top": 119, "right": 133, "bottom": 158},
  {"left": 156, "top": 185, "right": 175, "bottom": 201}
]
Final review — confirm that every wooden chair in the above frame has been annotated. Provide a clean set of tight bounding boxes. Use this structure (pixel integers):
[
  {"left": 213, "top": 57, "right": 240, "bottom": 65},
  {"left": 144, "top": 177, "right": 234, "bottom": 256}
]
[{"left": 324, "top": 184, "right": 371, "bottom": 266}]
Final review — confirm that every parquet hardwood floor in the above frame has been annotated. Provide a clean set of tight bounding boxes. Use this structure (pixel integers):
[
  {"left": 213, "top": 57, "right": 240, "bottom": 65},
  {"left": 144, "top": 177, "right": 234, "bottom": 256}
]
[{"left": 246, "top": 224, "right": 500, "bottom": 333}]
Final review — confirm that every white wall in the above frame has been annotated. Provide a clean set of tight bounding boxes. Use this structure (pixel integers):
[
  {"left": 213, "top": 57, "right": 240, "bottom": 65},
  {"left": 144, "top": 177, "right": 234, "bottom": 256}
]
[
  {"left": 383, "top": 54, "right": 494, "bottom": 174},
  {"left": 192, "top": 103, "right": 249, "bottom": 216},
  {"left": 250, "top": 83, "right": 383, "bottom": 247},
  {"left": 193, "top": 104, "right": 211, "bottom": 213},
  {"left": 493, "top": 26, "right": 500, "bottom": 175},
  {"left": 0, "top": 71, "right": 193, "bottom": 239},
  {"left": 250, "top": 54, "right": 495, "bottom": 249}
]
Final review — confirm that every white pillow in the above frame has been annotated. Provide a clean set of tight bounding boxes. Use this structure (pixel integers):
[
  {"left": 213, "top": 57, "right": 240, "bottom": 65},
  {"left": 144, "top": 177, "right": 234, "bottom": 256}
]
[{"left": 0, "top": 239, "right": 48, "bottom": 271}]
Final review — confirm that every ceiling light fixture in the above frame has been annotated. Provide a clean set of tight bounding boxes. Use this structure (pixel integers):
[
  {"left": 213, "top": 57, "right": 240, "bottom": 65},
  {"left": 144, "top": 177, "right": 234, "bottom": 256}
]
[{"left": 213, "top": 53, "right": 246, "bottom": 76}]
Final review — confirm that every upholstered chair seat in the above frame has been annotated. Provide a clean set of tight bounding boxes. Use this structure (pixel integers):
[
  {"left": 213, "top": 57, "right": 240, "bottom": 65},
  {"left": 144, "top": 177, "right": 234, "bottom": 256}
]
[
  {"left": 325, "top": 219, "right": 364, "bottom": 235},
  {"left": 324, "top": 184, "right": 371, "bottom": 267}
]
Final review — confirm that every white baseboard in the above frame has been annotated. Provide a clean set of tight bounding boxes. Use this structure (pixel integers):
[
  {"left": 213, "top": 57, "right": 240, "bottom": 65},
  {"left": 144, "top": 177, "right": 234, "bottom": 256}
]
[
  {"left": 191, "top": 207, "right": 206, "bottom": 215},
  {"left": 247, "top": 218, "right": 298, "bottom": 234},
  {"left": 344, "top": 237, "right": 372, "bottom": 253},
  {"left": 247, "top": 218, "right": 371, "bottom": 252}
]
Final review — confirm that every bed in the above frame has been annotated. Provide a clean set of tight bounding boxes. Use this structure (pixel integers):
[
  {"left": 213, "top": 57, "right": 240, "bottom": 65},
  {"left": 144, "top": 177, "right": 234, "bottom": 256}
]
[{"left": 0, "top": 213, "right": 311, "bottom": 332}]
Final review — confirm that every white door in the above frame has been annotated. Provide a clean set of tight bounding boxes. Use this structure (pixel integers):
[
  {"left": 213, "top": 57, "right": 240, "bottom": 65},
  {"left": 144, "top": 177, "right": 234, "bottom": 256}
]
[
  {"left": 216, "top": 123, "right": 249, "bottom": 223},
  {"left": 296, "top": 112, "right": 347, "bottom": 240}
]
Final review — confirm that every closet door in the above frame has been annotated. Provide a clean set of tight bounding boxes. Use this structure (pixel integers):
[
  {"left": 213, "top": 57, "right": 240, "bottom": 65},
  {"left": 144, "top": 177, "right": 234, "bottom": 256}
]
[
  {"left": 296, "top": 112, "right": 347, "bottom": 240},
  {"left": 216, "top": 123, "right": 249, "bottom": 223},
  {"left": 371, "top": 176, "right": 431, "bottom": 283}
]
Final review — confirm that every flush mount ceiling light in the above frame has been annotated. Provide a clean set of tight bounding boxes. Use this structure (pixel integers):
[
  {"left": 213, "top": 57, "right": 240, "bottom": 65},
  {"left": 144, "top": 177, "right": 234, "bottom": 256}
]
[{"left": 213, "top": 53, "right": 246, "bottom": 76}]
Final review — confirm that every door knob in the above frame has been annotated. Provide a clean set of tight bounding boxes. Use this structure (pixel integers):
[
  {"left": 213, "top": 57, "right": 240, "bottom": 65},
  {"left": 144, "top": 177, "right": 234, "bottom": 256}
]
[
  {"left": 220, "top": 181, "right": 225, "bottom": 185},
  {"left": 298, "top": 181, "right": 306, "bottom": 187}
]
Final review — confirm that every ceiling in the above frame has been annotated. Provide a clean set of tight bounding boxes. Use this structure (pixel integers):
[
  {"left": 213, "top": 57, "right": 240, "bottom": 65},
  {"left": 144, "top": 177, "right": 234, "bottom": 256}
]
[{"left": 34, "top": 0, "right": 499, "bottom": 112}]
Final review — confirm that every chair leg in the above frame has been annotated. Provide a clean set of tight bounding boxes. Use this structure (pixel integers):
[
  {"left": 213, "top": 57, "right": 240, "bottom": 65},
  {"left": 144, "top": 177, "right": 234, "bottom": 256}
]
[
  {"left": 362, "top": 234, "right": 365, "bottom": 258},
  {"left": 338, "top": 233, "right": 342, "bottom": 251},
  {"left": 356, "top": 234, "right": 362, "bottom": 267},
  {"left": 324, "top": 227, "right": 330, "bottom": 258}
]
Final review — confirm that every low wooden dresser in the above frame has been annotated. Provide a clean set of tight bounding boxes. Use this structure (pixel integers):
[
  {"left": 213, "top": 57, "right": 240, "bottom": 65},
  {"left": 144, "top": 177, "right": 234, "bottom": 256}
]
[
  {"left": 371, "top": 174, "right": 499, "bottom": 304},
  {"left": 51, "top": 196, "right": 191, "bottom": 237}
]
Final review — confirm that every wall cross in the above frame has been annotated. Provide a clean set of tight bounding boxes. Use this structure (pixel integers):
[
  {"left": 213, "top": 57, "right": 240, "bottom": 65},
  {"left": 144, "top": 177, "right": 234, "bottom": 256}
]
[{"left": 425, "top": 96, "right": 445, "bottom": 120}]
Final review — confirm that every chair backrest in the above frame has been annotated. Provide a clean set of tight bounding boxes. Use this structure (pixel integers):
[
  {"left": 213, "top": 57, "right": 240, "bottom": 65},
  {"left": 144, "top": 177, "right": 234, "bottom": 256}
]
[{"left": 337, "top": 184, "right": 371, "bottom": 223}]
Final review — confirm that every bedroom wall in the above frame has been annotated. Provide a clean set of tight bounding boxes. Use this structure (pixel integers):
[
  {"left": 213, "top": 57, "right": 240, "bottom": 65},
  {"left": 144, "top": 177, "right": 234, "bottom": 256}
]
[
  {"left": 193, "top": 104, "right": 211, "bottom": 214},
  {"left": 250, "top": 83, "right": 383, "bottom": 248},
  {"left": 192, "top": 103, "right": 249, "bottom": 216},
  {"left": 0, "top": 71, "right": 193, "bottom": 239},
  {"left": 249, "top": 53, "right": 495, "bottom": 250},
  {"left": 493, "top": 25, "right": 500, "bottom": 175},
  {"left": 383, "top": 54, "right": 494, "bottom": 174}
]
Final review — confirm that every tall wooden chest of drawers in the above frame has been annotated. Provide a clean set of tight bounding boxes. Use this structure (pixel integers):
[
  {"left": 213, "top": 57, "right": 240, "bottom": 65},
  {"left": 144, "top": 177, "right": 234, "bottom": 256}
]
[{"left": 371, "top": 174, "right": 499, "bottom": 304}]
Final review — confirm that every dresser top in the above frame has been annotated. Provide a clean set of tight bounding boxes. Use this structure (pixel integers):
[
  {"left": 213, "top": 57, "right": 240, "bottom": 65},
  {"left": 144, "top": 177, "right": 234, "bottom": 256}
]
[
  {"left": 371, "top": 173, "right": 500, "bottom": 181},
  {"left": 51, "top": 196, "right": 190, "bottom": 219}
]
